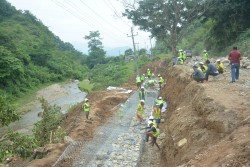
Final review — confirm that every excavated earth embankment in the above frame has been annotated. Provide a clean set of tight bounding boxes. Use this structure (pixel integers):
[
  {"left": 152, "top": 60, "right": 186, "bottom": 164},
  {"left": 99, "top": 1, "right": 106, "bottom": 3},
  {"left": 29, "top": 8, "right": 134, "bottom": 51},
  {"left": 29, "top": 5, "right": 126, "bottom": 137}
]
[{"left": 158, "top": 62, "right": 250, "bottom": 167}]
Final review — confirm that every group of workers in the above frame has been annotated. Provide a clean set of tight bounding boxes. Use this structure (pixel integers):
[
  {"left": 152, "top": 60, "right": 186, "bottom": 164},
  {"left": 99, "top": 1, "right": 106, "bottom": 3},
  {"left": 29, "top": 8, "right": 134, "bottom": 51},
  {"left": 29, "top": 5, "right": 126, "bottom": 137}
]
[
  {"left": 190, "top": 47, "right": 242, "bottom": 83},
  {"left": 136, "top": 71, "right": 166, "bottom": 150},
  {"left": 136, "top": 68, "right": 164, "bottom": 90}
]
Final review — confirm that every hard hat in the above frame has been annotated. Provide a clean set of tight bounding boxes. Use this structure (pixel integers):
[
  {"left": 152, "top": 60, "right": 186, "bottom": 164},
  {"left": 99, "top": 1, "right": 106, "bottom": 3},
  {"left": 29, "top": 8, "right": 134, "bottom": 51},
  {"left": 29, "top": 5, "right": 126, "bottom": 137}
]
[
  {"left": 158, "top": 74, "right": 161, "bottom": 77},
  {"left": 216, "top": 59, "right": 221, "bottom": 62},
  {"left": 147, "top": 68, "right": 150, "bottom": 70},
  {"left": 85, "top": 98, "right": 88, "bottom": 102},
  {"left": 199, "top": 62, "right": 204, "bottom": 65},
  {"left": 193, "top": 64, "right": 198, "bottom": 68},
  {"left": 158, "top": 96, "right": 162, "bottom": 100},
  {"left": 148, "top": 120, "right": 152, "bottom": 125},
  {"left": 155, "top": 103, "right": 160, "bottom": 106},
  {"left": 141, "top": 86, "right": 144, "bottom": 89},
  {"left": 179, "top": 49, "right": 183, "bottom": 52},
  {"left": 203, "top": 50, "right": 207, "bottom": 52},
  {"left": 143, "top": 74, "right": 145, "bottom": 75},
  {"left": 140, "top": 100, "right": 145, "bottom": 103},
  {"left": 149, "top": 115, "right": 154, "bottom": 120}
]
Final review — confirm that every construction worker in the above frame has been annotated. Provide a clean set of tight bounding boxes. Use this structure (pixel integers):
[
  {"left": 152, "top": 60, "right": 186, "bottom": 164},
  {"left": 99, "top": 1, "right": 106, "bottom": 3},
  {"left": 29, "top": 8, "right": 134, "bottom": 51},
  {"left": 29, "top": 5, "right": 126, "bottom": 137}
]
[
  {"left": 156, "top": 96, "right": 164, "bottom": 110},
  {"left": 158, "top": 74, "right": 164, "bottom": 89},
  {"left": 202, "top": 50, "right": 209, "bottom": 61},
  {"left": 204, "top": 60, "right": 219, "bottom": 82},
  {"left": 153, "top": 103, "right": 161, "bottom": 127},
  {"left": 140, "top": 74, "right": 145, "bottom": 83},
  {"left": 139, "top": 86, "right": 146, "bottom": 101},
  {"left": 82, "top": 98, "right": 90, "bottom": 120},
  {"left": 191, "top": 64, "right": 205, "bottom": 82},
  {"left": 147, "top": 122, "right": 160, "bottom": 150},
  {"left": 177, "top": 56, "right": 184, "bottom": 65},
  {"left": 136, "top": 100, "right": 145, "bottom": 124},
  {"left": 145, "top": 115, "right": 157, "bottom": 142},
  {"left": 147, "top": 68, "right": 152, "bottom": 78},
  {"left": 216, "top": 59, "right": 225, "bottom": 74},
  {"left": 198, "top": 62, "right": 208, "bottom": 74},
  {"left": 179, "top": 49, "right": 185, "bottom": 62},
  {"left": 136, "top": 75, "right": 141, "bottom": 88}
]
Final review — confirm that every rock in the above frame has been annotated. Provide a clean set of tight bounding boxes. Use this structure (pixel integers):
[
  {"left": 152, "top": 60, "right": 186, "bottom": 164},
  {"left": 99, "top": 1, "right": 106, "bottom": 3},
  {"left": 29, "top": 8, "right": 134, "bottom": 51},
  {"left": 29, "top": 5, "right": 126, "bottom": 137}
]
[
  {"left": 177, "top": 138, "right": 187, "bottom": 147},
  {"left": 64, "top": 136, "right": 74, "bottom": 144},
  {"left": 159, "top": 132, "right": 166, "bottom": 140}
]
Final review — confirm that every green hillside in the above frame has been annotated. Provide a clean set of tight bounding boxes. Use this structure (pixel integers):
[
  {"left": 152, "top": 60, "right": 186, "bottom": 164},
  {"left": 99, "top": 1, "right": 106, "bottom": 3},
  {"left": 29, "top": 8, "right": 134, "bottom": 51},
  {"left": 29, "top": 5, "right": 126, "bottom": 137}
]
[{"left": 0, "top": 0, "right": 88, "bottom": 98}]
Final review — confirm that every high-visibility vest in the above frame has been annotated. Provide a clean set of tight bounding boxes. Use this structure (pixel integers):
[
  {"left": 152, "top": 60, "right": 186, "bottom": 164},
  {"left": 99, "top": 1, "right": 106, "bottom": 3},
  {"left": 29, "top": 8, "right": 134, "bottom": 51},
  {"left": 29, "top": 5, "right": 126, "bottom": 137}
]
[
  {"left": 153, "top": 108, "right": 161, "bottom": 119},
  {"left": 203, "top": 53, "right": 208, "bottom": 61},
  {"left": 150, "top": 126, "right": 159, "bottom": 138},
  {"left": 136, "top": 76, "right": 141, "bottom": 83},
  {"left": 83, "top": 102, "right": 90, "bottom": 112},
  {"left": 147, "top": 70, "right": 151, "bottom": 77},
  {"left": 198, "top": 65, "right": 208, "bottom": 73},
  {"left": 140, "top": 75, "right": 145, "bottom": 81},
  {"left": 159, "top": 77, "right": 164, "bottom": 84},
  {"left": 139, "top": 91, "right": 146, "bottom": 100},
  {"left": 137, "top": 103, "right": 144, "bottom": 115}
]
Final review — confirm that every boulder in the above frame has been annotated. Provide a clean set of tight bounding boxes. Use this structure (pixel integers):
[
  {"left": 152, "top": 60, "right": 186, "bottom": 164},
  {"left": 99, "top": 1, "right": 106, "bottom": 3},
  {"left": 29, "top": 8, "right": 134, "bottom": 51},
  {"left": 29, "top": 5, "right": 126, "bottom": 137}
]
[{"left": 64, "top": 136, "right": 74, "bottom": 144}]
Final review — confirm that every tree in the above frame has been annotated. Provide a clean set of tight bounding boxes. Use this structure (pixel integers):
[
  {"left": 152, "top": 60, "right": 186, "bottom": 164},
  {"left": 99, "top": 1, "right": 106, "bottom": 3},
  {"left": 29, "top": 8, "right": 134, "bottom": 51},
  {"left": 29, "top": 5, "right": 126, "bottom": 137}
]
[
  {"left": 202, "top": 0, "right": 250, "bottom": 49},
  {"left": 139, "top": 48, "right": 147, "bottom": 56},
  {"left": 123, "top": 0, "right": 213, "bottom": 53},
  {"left": 0, "top": 95, "right": 20, "bottom": 127},
  {"left": 124, "top": 48, "right": 133, "bottom": 56},
  {"left": 84, "top": 31, "right": 106, "bottom": 69}
]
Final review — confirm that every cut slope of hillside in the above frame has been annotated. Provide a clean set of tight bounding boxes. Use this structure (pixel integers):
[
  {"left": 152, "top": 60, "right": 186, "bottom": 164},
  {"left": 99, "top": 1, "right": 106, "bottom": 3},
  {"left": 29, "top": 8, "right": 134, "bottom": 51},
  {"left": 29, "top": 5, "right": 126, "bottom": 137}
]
[{"left": 157, "top": 60, "right": 250, "bottom": 167}]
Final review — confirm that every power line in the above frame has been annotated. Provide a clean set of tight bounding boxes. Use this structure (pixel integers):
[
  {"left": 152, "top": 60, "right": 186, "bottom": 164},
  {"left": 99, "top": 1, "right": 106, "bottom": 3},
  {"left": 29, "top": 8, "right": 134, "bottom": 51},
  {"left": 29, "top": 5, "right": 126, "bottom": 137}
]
[
  {"left": 102, "top": 0, "right": 132, "bottom": 28},
  {"left": 51, "top": 0, "right": 125, "bottom": 43},
  {"left": 79, "top": 0, "right": 128, "bottom": 35}
]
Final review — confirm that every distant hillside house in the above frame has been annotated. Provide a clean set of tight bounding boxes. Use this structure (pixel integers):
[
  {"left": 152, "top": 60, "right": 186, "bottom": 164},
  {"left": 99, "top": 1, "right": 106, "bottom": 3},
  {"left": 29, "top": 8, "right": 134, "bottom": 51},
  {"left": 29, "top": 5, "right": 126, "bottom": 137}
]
[{"left": 125, "top": 55, "right": 135, "bottom": 62}]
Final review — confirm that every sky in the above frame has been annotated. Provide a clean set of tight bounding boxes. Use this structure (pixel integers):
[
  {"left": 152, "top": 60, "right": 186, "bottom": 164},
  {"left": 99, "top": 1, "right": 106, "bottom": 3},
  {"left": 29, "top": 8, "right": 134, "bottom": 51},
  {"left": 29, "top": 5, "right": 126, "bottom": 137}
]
[{"left": 7, "top": 0, "right": 154, "bottom": 54}]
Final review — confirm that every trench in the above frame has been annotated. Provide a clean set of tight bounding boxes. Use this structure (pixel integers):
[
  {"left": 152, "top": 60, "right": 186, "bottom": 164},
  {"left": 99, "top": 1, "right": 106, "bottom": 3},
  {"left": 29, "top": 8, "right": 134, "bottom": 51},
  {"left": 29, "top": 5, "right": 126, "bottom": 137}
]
[{"left": 52, "top": 82, "right": 160, "bottom": 167}]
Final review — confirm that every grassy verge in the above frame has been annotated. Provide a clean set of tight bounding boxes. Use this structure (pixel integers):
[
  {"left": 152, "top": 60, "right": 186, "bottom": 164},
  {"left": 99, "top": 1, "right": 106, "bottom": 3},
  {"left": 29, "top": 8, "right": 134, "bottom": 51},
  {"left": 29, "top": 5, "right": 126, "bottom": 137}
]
[{"left": 78, "top": 79, "right": 94, "bottom": 93}]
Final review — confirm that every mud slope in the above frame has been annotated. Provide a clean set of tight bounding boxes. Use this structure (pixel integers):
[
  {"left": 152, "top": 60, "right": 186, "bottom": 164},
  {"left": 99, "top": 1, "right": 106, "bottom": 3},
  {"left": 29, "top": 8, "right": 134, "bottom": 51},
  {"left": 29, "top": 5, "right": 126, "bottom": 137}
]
[{"left": 159, "top": 62, "right": 250, "bottom": 167}]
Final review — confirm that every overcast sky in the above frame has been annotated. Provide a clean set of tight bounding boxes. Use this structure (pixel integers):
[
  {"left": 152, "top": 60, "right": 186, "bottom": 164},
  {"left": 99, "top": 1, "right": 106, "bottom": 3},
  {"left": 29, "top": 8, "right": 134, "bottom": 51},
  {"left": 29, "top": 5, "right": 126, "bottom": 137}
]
[{"left": 7, "top": 0, "right": 154, "bottom": 53}]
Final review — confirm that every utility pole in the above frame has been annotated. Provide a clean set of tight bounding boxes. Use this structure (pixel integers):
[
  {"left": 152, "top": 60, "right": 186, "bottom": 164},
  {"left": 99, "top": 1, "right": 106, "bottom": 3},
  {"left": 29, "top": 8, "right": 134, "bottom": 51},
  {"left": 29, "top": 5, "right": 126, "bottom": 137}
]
[
  {"left": 149, "top": 36, "right": 153, "bottom": 57},
  {"left": 127, "top": 27, "right": 139, "bottom": 75}
]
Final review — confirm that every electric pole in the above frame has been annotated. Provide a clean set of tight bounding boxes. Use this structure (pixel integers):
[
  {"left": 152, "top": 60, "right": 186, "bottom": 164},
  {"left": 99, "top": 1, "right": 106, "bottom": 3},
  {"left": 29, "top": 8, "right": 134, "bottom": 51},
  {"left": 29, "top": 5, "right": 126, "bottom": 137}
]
[
  {"left": 127, "top": 27, "right": 139, "bottom": 75},
  {"left": 149, "top": 36, "right": 153, "bottom": 57}
]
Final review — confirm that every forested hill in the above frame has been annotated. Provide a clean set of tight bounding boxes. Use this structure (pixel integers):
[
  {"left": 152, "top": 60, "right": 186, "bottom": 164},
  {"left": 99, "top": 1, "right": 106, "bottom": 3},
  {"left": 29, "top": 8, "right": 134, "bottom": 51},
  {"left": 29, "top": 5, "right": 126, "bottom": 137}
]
[{"left": 0, "top": 0, "right": 88, "bottom": 98}]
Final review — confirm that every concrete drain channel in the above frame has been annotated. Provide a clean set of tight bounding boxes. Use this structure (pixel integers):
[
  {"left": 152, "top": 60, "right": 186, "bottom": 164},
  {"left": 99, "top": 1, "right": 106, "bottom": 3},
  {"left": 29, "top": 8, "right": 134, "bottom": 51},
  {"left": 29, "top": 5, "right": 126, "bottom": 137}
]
[{"left": 53, "top": 89, "right": 159, "bottom": 167}]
